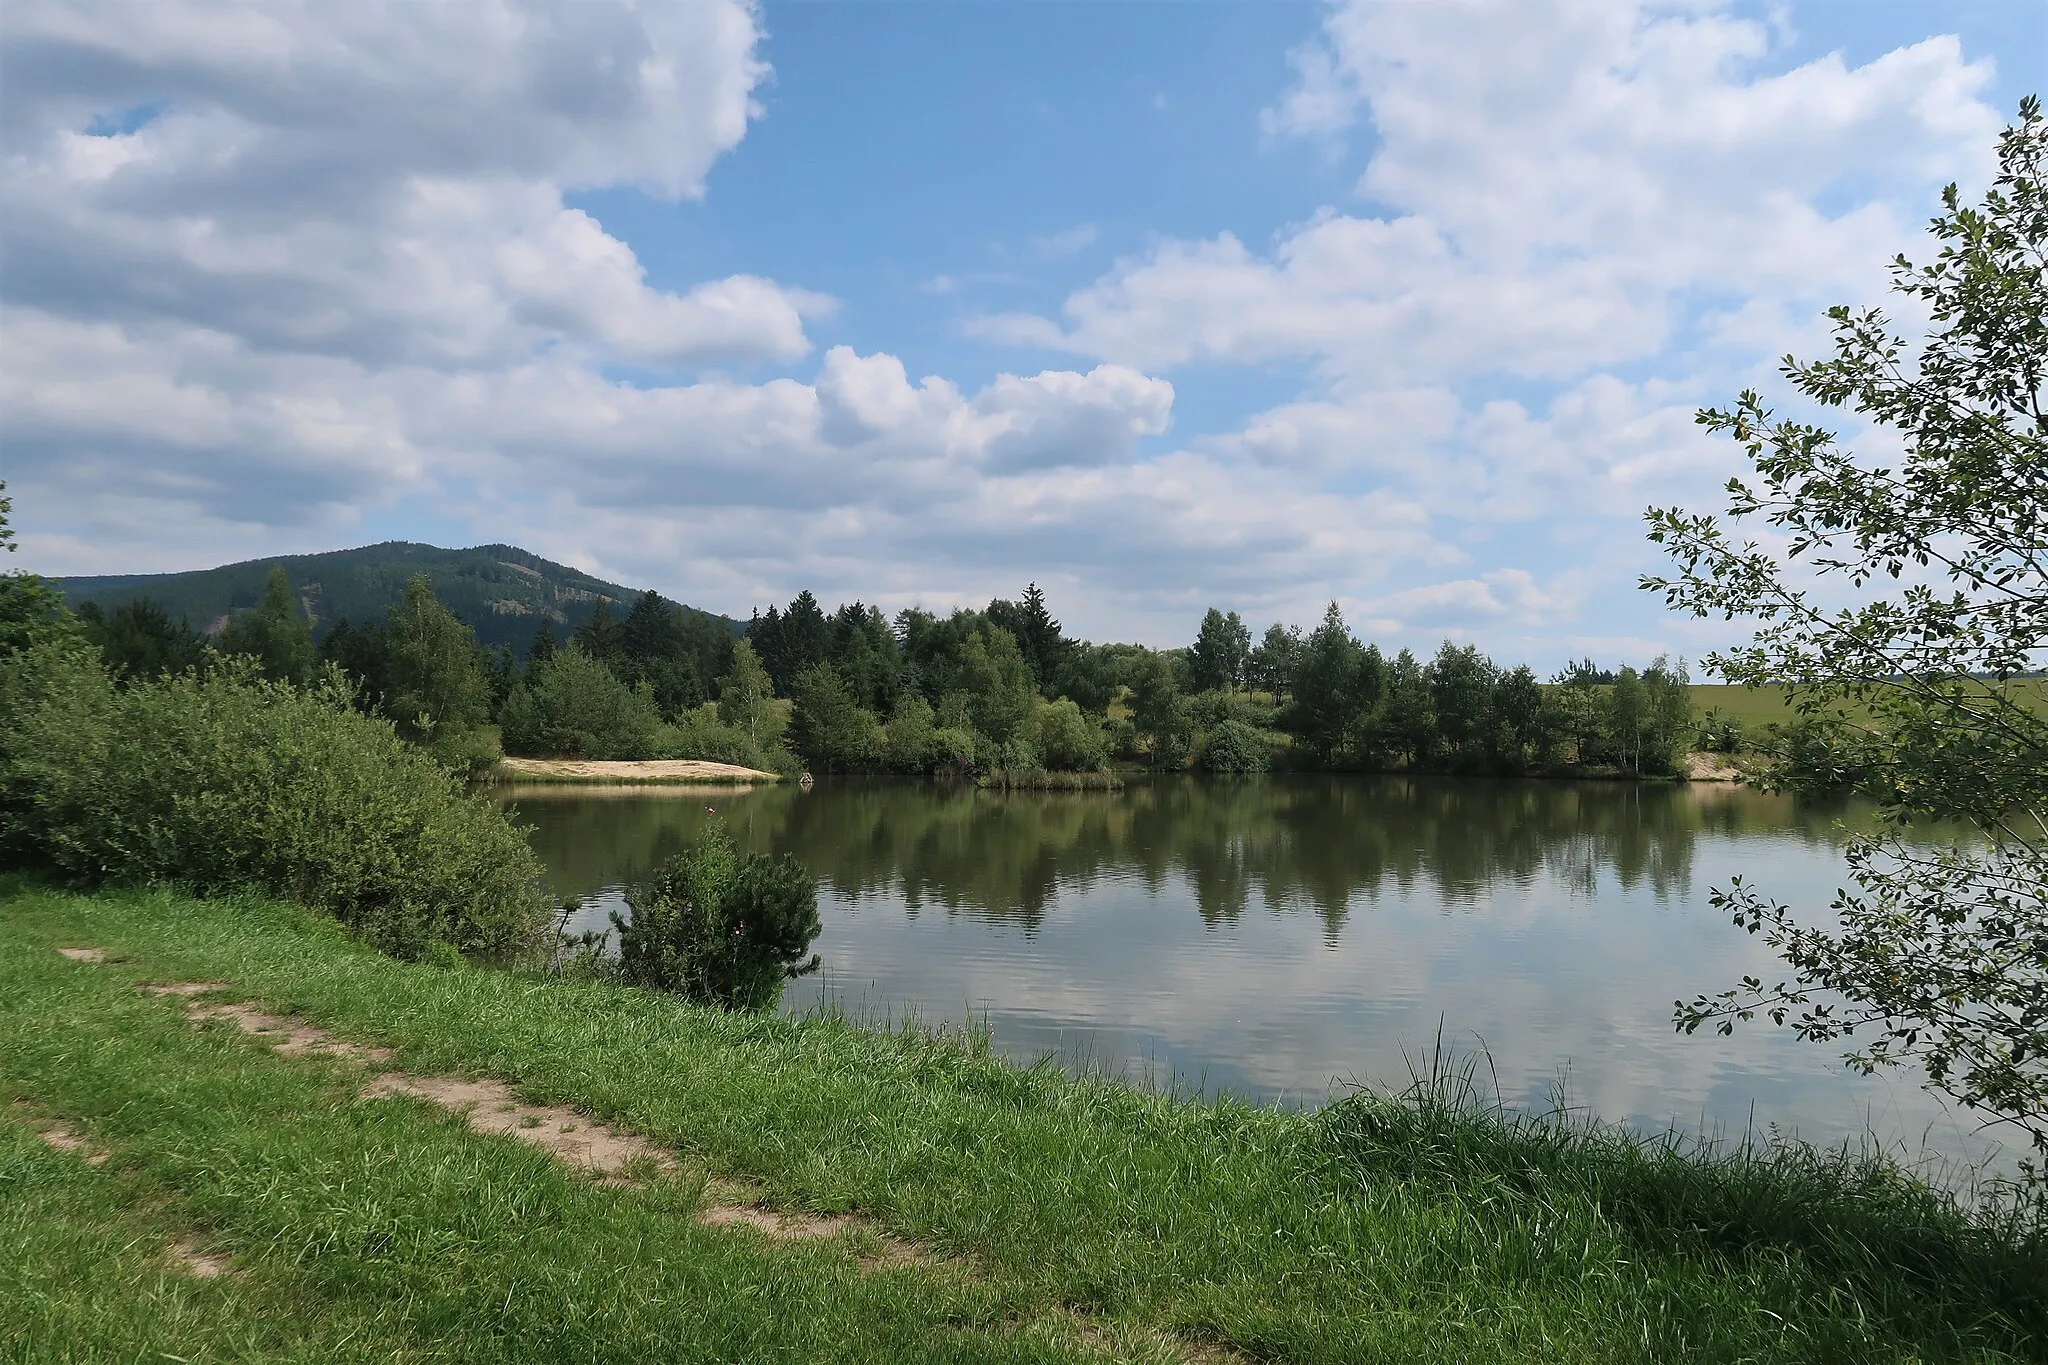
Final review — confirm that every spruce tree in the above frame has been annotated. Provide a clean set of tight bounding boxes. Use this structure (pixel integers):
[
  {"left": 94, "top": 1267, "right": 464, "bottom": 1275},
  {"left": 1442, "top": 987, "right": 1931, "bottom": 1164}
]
[{"left": 214, "top": 565, "right": 315, "bottom": 684}]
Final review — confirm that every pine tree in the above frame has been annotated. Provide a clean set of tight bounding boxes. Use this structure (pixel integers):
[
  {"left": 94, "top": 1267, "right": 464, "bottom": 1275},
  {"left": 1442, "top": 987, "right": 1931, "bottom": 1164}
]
[
  {"left": 214, "top": 565, "right": 315, "bottom": 684},
  {"left": 571, "top": 600, "right": 624, "bottom": 665}
]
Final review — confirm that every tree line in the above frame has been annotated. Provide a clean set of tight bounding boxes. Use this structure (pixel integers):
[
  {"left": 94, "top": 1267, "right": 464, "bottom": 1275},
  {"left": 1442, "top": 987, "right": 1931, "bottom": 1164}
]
[{"left": 67, "top": 559, "right": 1700, "bottom": 779}]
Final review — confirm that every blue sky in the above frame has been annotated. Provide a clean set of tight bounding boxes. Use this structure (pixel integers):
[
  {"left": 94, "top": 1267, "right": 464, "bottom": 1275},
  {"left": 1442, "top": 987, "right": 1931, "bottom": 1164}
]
[{"left": 4, "top": 0, "right": 2044, "bottom": 666}]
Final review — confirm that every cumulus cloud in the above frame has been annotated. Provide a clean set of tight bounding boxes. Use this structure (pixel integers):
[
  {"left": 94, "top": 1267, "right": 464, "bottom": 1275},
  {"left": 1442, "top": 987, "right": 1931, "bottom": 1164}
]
[
  {"left": 0, "top": 2, "right": 830, "bottom": 373},
  {"left": 994, "top": 8, "right": 1996, "bottom": 380},
  {"left": 0, "top": 0, "right": 2017, "bottom": 654},
  {"left": 968, "top": 0, "right": 2002, "bottom": 644}
]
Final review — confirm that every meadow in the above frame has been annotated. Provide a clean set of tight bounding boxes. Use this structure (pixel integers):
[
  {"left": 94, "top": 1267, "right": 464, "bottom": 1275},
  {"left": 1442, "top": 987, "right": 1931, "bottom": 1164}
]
[{"left": 6, "top": 879, "right": 2043, "bottom": 1364}]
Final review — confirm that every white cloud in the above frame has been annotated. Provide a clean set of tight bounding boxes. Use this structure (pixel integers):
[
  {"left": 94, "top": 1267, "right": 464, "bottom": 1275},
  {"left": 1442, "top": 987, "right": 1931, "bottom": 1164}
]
[
  {"left": 0, "top": 0, "right": 820, "bottom": 373},
  {"left": 1361, "top": 568, "right": 1588, "bottom": 633},
  {"left": 963, "top": 0, "right": 2003, "bottom": 646},
  {"left": 0, "top": 0, "right": 2019, "bottom": 657},
  {"left": 993, "top": 8, "right": 1996, "bottom": 378}
]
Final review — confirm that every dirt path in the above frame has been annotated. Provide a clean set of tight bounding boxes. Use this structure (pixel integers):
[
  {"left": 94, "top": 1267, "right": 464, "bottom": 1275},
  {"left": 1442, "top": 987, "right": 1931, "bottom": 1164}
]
[
  {"left": 137, "top": 977, "right": 922, "bottom": 1265},
  {"left": 39, "top": 948, "right": 1246, "bottom": 1362}
]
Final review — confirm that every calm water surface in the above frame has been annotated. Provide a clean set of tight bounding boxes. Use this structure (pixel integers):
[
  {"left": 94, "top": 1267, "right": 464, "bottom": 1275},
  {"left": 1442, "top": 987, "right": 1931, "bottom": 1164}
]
[{"left": 502, "top": 776, "right": 2008, "bottom": 1174}]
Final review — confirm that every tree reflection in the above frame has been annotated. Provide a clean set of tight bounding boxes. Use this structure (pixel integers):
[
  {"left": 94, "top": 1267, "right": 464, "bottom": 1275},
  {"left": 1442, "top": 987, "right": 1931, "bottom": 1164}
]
[{"left": 503, "top": 776, "right": 1888, "bottom": 941}]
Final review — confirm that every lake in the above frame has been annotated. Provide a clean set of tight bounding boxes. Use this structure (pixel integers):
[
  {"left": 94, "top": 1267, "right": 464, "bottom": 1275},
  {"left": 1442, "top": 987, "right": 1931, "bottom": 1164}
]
[{"left": 502, "top": 774, "right": 2010, "bottom": 1177}]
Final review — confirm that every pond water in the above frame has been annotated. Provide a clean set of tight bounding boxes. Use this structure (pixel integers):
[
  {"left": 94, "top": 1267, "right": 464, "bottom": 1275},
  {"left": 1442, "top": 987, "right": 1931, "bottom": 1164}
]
[{"left": 502, "top": 775, "right": 2010, "bottom": 1176}]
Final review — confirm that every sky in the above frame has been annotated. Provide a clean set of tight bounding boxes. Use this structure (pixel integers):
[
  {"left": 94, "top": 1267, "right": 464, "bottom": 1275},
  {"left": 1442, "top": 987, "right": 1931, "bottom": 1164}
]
[{"left": 3, "top": 0, "right": 2044, "bottom": 667}]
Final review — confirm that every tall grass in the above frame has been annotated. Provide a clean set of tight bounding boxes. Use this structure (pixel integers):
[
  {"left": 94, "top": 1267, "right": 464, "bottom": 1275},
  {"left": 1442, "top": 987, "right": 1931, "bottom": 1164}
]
[{"left": 1319, "top": 1038, "right": 2048, "bottom": 1342}]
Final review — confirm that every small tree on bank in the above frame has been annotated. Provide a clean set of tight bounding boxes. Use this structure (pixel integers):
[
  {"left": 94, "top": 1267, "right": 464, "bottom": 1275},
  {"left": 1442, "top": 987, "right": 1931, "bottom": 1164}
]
[
  {"left": 715, "top": 640, "right": 775, "bottom": 743},
  {"left": 616, "top": 821, "right": 821, "bottom": 1011},
  {"left": 500, "top": 644, "right": 660, "bottom": 759},
  {"left": 1645, "top": 99, "right": 2048, "bottom": 1167},
  {"left": 1189, "top": 607, "right": 1251, "bottom": 694},
  {"left": 382, "top": 573, "right": 494, "bottom": 762}
]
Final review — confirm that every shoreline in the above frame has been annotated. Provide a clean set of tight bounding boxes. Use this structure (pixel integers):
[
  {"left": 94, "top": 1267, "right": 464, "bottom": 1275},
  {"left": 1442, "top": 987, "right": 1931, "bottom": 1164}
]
[{"left": 488, "top": 757, "right": 783, "bottom": 785}]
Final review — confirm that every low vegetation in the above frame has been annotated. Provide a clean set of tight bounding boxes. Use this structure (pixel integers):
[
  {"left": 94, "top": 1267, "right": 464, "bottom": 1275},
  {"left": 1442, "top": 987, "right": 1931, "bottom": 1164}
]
[
  {"left": 614, "top": 821, "right": 823, "bottom": 1011},
  {"left": 0, "top": 541, "right": 546, "bottom": 960},
  {"left": 5, "top": 881, "right": 2043, "bottom": 1363}
]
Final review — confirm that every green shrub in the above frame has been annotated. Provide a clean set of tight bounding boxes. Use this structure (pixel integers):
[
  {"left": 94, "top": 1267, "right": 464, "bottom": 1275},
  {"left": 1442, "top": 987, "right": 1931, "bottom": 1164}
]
[
  {"left": 500, "top": 645, "right": 661, "bottom": 759},
  {"left": 428, "top": 722, "right": 504, "bottom": 777},
  {"left": 927, "top": 725, "right": 978, "bottom": 772},
  {"left": 654, "top": 706, "right": 796, "bottom": 774},
  {"left": 1768, "top": 715, "right": 1883, "bottom": 796},
  {"left": 1197, "top": 719, "right": 1271, "bottom": 773},
  {"left": 212, "top": 565, "right": 316, "bottom": 683},
  {"left": 0, "top": 643, "right": 546, "bottom": 959},
  {"left": 1031, "top": 697, "right": 1108, "bottom": 771},
  {"left": 1184, "top": 689, "right": 1276, "bottom": 731},
  {"left": 883, "top": 692, "right": 937, "bottom": 771},
  {"left": 1694, "top": 708, "right": 1743, "bottom": 753},
  {"left": 615, "top": 821, "right": 821, "bottom": 1011}
]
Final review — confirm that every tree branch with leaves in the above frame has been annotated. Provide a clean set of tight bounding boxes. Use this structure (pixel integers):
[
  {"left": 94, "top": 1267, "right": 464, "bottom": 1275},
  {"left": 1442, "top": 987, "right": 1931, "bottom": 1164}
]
[{"left": 1645, "top": 98, "right": 2048, "bottom": 1169}]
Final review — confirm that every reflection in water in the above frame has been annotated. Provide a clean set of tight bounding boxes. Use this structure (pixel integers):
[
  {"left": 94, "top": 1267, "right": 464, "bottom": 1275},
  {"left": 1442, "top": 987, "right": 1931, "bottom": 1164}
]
[
  {"left": 513, "top": 776, "right": 1861, "bottom": 932},
  {"left": 504, "top": 777, "right": 2001, "bottom": 1176}
]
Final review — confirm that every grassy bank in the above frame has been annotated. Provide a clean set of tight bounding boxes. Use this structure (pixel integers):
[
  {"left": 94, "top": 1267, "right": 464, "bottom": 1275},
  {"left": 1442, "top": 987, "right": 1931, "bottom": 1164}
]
[
  {"left": 4, "top": 880, "right": 2043, "bottom": 1363},
  {"left": 977, "top": 768, "right": 1126, "bottom": 792}
]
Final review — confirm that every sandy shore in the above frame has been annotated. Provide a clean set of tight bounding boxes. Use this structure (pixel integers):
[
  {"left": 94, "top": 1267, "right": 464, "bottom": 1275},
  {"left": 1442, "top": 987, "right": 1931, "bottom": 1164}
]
[
  {"left": 1684, "top": 751, "right": 1745, "bottom": 783},
  {"left": 492, "top": 757, "right": 782, "bottom": 784}
]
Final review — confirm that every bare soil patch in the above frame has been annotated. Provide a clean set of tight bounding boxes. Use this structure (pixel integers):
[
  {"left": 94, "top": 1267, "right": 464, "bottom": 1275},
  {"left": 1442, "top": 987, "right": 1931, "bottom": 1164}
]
[
  {"left": 1685, "top": 751, "right": 1744, "bottom": 783},
  {"left": 32, "top": 1121, "right": 108, "bottom": 1164},
  {"left": 11, "top": 1102, "right": 111, "bottom": 1166},
  {"left": 166, "top": 1233, "right": 232, "bottom": 1279},
  {"left": 361, "top": 1072, "right": 672, "bottom": 1180},
  {"left": 189, "top": 1001, "right": 397, "bottom": 1064},
  {"left": 56, "top": 946, "right": 111, "bottom": 964},
  {"left": 698, "top": 1178, "right": 924, "bottom": 1267},
  {"left": 134, "top": 978, "right": 920, "bottom": 1262},
  {"left": 494, "top": 757, "right": 779, "bottom": 785}
]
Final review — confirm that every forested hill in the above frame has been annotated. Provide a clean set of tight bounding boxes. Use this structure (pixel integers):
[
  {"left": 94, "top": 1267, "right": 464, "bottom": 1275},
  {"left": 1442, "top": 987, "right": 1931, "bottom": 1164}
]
[{"left": 53, "top": 541, "right": 739, "bottom": 655}]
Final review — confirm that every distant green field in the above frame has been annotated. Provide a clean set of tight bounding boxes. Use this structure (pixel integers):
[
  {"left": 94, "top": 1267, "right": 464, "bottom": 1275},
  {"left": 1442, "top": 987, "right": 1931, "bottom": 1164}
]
[
  {"left": 1691, "top": 681, "right": 2048, "bottom": 730},
  {"left": 1688, "top": 685, "right": 1802, "bottom": 727}
]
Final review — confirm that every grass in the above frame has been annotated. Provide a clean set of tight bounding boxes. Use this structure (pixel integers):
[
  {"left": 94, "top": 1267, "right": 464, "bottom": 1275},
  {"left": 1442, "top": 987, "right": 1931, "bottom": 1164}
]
[
  {"left": 1690, "top": 680, "right": 2048, "bottom": 731},
  {"left": 976, "top": 769, "right": 1126, "bottom": 791},
  {"left": 4, "top": 879, "right": 2044, "bottom": 1363}
]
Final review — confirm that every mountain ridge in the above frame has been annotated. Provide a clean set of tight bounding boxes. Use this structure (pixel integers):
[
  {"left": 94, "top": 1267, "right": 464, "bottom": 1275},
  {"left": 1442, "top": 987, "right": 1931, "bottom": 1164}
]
[{"left": 53, "top": 541, "right": 740, "bottom": 656}]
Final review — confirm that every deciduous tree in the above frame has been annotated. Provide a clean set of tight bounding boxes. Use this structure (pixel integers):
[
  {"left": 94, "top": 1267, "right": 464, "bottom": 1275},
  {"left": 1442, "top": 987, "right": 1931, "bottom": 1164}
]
[{"left": 1645, "top": 99, "right": 2048, "bottom": 1165}]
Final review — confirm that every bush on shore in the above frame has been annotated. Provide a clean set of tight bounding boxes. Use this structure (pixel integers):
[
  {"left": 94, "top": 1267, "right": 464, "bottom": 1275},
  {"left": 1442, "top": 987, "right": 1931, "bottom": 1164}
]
[
  {"left": 1195, "top": 718, "right": 1271, "bottom": 773},
  {"left": 654, "top": 704, "right": 799, "bottom": 774},
  {"left": 615, "top": 821, "right": 821, "bottom": 1010},
  {"left": 0, "top": 640, "right": 546, "bottom": 959}
]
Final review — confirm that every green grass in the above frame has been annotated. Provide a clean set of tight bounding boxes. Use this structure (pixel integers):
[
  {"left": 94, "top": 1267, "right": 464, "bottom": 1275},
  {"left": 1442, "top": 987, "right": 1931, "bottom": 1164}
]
[
  {"left": 4, "top": 880, "right": 2043, "bottom": 1363},
  {"left": 1690, "top": 680, "right": 2048, "bottom": 731}
]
